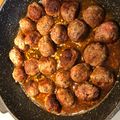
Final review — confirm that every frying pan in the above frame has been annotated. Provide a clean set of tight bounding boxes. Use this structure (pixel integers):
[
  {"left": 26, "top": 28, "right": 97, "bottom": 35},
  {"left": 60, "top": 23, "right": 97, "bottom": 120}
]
[{"left": 0, "top": 0, "right": 120, "bottom": 120}]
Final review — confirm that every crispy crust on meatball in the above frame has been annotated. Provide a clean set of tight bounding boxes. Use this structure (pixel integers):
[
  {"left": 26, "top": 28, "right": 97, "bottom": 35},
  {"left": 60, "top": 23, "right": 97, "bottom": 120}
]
[
  {"left": 61, "top": 1, "right": 79, "bottom": 22},
  {"left": 37, "top": 15, "right": 54, "bottom": 35},
  {"left": 75, "top": 83, "right": 99, "bottom": 101},
  {"left": 39, "top": 57, "right": 57, "bottom": 75},
  {"left": 94, "top": 21, "right": 119, "bottom": 43},
  {"left": 83, "top": 42, "right": 107, "bottom": 66},
  {"left": 60, "top": 48, "right": 79, "bottom": 70},
  {"left": 83, "top": 5, "right": 105, "bottom": 28},
  {"left": 90, "top": 66, "right": 115, "bottom": 89},
  {"left": 38, "top": 35, "right": 55, "bottom": 57},
  {"left": 70, "top": 63, "right": 91, "bottom": 83}
]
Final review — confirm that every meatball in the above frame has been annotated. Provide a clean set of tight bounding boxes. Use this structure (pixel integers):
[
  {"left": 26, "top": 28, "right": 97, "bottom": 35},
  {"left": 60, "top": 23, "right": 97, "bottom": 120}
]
[
  {"left": 27, "top": 2, "right": 44, "bottom": 22},
  {"left": 24, "top": 58, "right": 39, "bottom": 76},
  {"left": 14, "top": 31, "right": 26, "bottom": 51},
  {"left": 83, "top": 5, "right": 105, "bottom": 28},
  {"left": 56, "top": 88, "right": 75, "bottom": 107},
  {"left": 45, "top": 0, "right": 60, "bottom": 17},
  {"left": 70, "top": 63, "right": 91, "bottom": 83},
  {"left": 94, "top": 21, "right": 119, "bottom": 43},
  {"left": 39, "top": 57, "right": 57, "bottom": 75},
  {"left": 38, "top": 35, "right": 55, "bottom": 57},
  {"left": 25, "top": 31, "right": 41, "bottom": 47},
  {"left": 60, "top": 48, "right": 78, "bottom": 70},
  {"left": 61, "top": 1, "right": 79, "bottom": 22},
  {"left": 38, "top": 78, "right": 55, "bottom": 93},
  {"left": 55, "top": 69, "right": 71, "bottom": 88},
  {"left": 68, "top": 19, "right": 88, "bottom": 42},
  {"left": 83, "top": 43, "right": 107, "bottom": 66},
  {"left": 37, "top": 15, "right": 54, "bottom": 35},
  {"left": 45, "top": 94, "right": 61, "bottom": 113},
  {"left": 9, "top": 47, "right": 23, "bottom": 66},
  {"left": 19, "top": 18, "right": 35, "bottom": 34},
  {"left": 50, "top": 24, "right": 68, "bottom": 44},
  {"left": 75, "top": 83, "right": 99, "bottom": 101},
  {"left": 90, "top": 66, "right": 114, "bottom": 89},
  {"left": 12, "top": 67, "right": 26, "bottom": 83},
  {"left": 25, "top": 80, "right": 39, "bottom": 97}
]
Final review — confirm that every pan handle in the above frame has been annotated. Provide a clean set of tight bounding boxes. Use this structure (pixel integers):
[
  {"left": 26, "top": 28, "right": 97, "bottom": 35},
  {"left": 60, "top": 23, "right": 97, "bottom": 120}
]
[{"left": 0, "top": 97, "right": 7, "bottom": 113}]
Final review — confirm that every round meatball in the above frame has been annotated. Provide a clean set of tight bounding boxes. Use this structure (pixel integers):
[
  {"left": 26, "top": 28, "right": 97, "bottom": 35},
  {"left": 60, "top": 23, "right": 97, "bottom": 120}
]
[
  {"left": 55, "top": 69, "right": 71, "bottom": 88},
  {"left": 83, "top": 43, "right": 107, "bottom": 66},
  {"left": 38, "top": 35, "right": 55, "bottom": 57},
  {"left": 27, "top": 2, "right": 44, "bottom": 22},
  {"left": 75, "top": 83, "right": 99, "bottom": 101},
  {"left": 50, "top": 24, "right": 68, "bottom": 44},
  {"left": 9, "top": 47, "right": 23, "bottom": 66},
  {"left": 45, "top": 0, "right": 60, "bottom": 17},
  {"left": 12, "top": 67, "right": 27, "bottom": 83},
  {"left": 19, "top": 17, "right": 35, "bottom": 34},
  {"left": 68, "top": 19, "right": 88, "bottom": 42},
  {"left": 83, "top": 5, "right": 105, "bottom": 28},
  {"left": 24, "top": 58, "right": 39, "bottom": 76},
  {"left": 45, "top": 94, "right": 61, "bottom": 113},
  {"left": 25, "top": 31, "right": 41, "bottom": 47},
  {"left": 38, "top": 78, "right": 55, "bottom": 93},
  {"left": 70, "top": 63, "right": 91, "bottom": 83},
  {"left": 60, "top": 48, "right": 78, "bottom": 70},
  {"left": 90, "top": 66, "right": 114, "bottom": 89},
  {"left": 56, "top": 88, "right": 75, "bottom": 107},
  {"left": 14, "top": 31, "right": 26, "bottom": 51},
  {"left": 94, "top": 21, "right": 119, "bottom": 43},
  {"left": 25, "top": 80, "right": 39, "bottom": 97},
  {"left": 39, "top": 57, "right": 57, "bottom": 75},
  {"left": 37, "top": 15, "right": 54, "bottom": 35},
  {"left": 61, "top": 1, "right": 79, "bottom": 22}
]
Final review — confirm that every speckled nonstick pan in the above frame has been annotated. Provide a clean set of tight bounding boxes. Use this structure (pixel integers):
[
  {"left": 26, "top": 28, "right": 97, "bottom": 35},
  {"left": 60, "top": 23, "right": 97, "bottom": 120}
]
[{"left": 0, "top": 0, "right": 120, "bottom": 120}]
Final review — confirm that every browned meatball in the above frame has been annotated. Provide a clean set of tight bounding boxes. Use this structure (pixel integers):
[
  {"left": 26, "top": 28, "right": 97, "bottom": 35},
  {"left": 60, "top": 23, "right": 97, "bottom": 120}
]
[
  {"left": 56, "top": 88, "right": 75, "bottom": 107},
  {"left": 25, "top": 31, "right": 41, "bottom": 47},
  {"left": 83, "top": 5, "right": 105, "bottom": 28},
  {"left": 61, "top": 1, "right": 79, "bottom": 22},
  {"left": 70, "top": 63, "right": 91, "bottom": 83},
  {"left": 39, "top": 57, "right": 57, "bottom": 75},
  {"left": 68, "top": 19, "right": 88, "bottom": 42},
  {"left": 55, "top": 69, "right": 71, "bottom": 88},
  {"left": 38, "top": 35, "right": 55, "bottom": 57},
  {"left": 94, "top": 21, "right": 119, "bottom": 43},
  {"left": 90, "top": 66, "right": 114, "bottom": 89},
  {"left": 9, "top": 47, "right": 23, "bottom": 66},
  {"left": 12, "top": 67, "right": 27, "bottom": 83},
  {"left": 25, "top": 80, "right": 39, "bottom": 97},
  {"left": 45, "top": 94, "right": 61, "bottom": 113},
  {"left": 19, "top": 18, "right": 35, "bottom": 34},
  {"left": 27, "top": 2, "right": 44, "bottom": 22},
  {"left": 24, "top": 58, "right": 39, "bottom": 76},
  {"left": 37, "top": 15, "right": 54, "bottom": 35},
  {"left": 75, "top": 83, "right": 99, "bottom": 101},
  {"left": 50, "top": 24, "right": 68, "bottom": 44},
  {"left": 14, "top": 31, "right": 26, "bottom": 51},
  {"left": 38, "top": 78, "right": 55, "bottom": 93},
  {"left": 83, "top": 43, "right": 107, "bottom": 66},
  {"left": 60, "top": 48, "right": 78, "bottom": 70},
  {"left": 45, "top": 0, "right": 60, "bottom": 17}
]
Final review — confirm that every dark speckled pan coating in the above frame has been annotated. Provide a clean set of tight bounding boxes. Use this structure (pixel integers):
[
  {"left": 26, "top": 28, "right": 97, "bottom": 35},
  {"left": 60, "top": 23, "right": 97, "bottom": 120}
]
[{"left": 0, "top": 0, "right": 120, "bottom": 120}]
